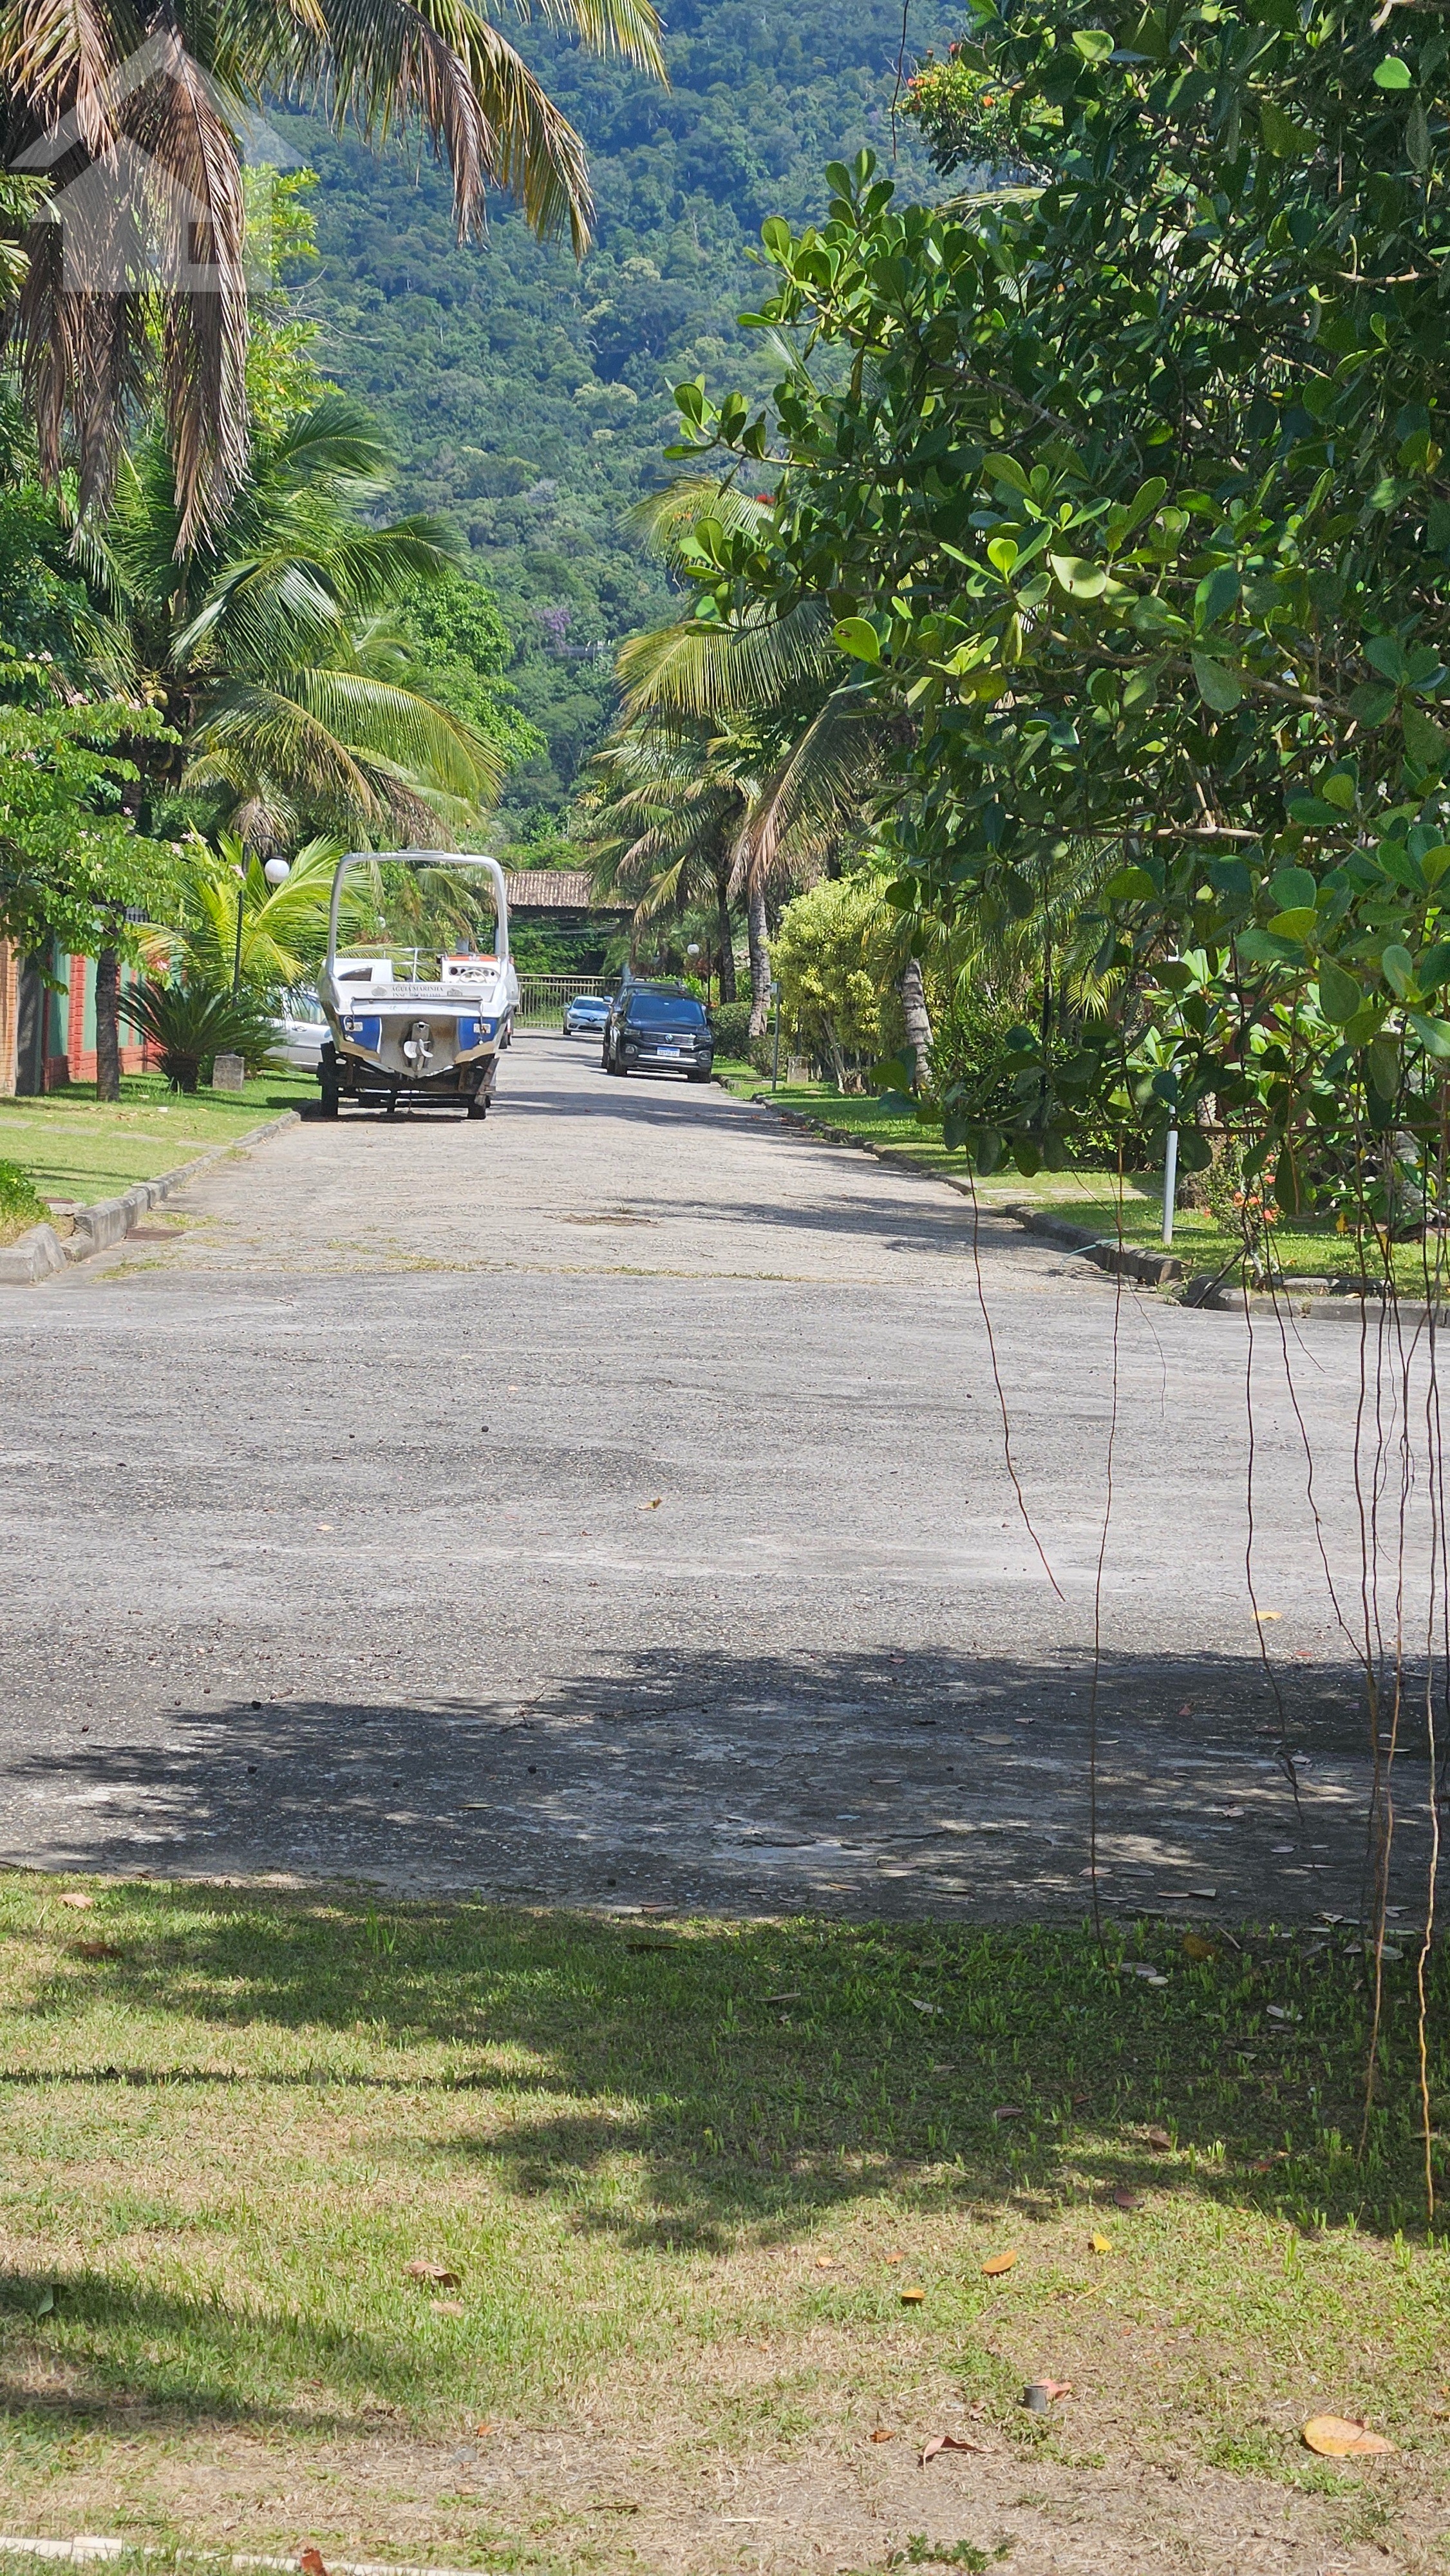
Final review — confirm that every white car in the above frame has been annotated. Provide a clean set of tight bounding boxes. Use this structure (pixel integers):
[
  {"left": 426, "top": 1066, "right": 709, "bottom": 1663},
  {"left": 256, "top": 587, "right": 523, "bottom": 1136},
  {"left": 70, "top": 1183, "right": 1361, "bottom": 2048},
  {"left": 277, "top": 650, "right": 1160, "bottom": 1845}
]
[{"left": 271, "top": 992, "right": 328, "bottom": 1070}]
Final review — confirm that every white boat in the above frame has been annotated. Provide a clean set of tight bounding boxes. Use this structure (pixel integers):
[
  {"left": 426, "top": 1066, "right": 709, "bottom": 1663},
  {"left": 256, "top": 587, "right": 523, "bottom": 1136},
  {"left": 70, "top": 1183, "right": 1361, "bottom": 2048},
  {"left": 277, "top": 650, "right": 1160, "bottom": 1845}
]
[{"left": 317, "top": 851, "right": 518, "bottom": 1119}]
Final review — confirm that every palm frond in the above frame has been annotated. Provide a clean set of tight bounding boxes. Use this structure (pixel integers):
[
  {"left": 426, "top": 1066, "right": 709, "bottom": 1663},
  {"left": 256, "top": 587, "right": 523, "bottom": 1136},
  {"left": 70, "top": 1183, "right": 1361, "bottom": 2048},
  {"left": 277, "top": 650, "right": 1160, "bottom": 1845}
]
[{"left": 617, "top": 600, "right": 836, "bottom": 721}]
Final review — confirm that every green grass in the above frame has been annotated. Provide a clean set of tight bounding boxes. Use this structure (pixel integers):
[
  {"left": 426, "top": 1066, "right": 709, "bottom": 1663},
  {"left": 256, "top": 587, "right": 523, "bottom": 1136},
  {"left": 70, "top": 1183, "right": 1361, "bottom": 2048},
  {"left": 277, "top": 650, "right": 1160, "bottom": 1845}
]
[
  {"left": 0, "top": 1072, "right": 315, "bottom": 1208},
  {"left": 0, "top": 1880, "right": 1442, "bottom": 2562},
  {"left": 721, "top": 1075, "right": 1448, "bottom": 1297}
]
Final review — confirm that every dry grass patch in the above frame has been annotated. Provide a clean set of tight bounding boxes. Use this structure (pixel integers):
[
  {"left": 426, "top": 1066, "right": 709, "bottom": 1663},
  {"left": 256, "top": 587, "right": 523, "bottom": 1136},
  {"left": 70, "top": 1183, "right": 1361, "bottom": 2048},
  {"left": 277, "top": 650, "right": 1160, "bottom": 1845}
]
[{"left": 0, "top": 1879, "right": 1442, "bottom": 2573}]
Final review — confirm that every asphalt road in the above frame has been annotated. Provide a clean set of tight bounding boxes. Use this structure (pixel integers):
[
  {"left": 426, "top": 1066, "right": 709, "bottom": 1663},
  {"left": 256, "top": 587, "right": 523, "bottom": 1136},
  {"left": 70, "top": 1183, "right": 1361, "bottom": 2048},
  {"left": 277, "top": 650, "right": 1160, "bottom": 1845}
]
[{"left": 0, "top": 1030, "right": 1435, "bottom": 1923}]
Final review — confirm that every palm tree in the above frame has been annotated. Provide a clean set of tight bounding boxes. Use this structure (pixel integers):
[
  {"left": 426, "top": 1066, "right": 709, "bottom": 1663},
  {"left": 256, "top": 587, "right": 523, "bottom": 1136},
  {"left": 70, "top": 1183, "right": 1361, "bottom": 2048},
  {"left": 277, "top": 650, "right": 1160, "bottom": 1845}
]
[
  {"left": 610, "top": 481, "right": 885, "bottom": 1036},
  {"left": 0, "top": 0, "right": 663, "bottom": 542},
  {"left": 93, "top": 387, "right": 507, "bottom": 849}
]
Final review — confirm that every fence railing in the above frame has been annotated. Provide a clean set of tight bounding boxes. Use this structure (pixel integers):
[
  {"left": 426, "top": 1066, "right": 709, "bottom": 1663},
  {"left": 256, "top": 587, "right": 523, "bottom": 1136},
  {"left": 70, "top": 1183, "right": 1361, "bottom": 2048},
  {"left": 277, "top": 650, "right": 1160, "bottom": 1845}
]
[{"left": 513, "top": 972, "right": 613, "bottom": 1026}]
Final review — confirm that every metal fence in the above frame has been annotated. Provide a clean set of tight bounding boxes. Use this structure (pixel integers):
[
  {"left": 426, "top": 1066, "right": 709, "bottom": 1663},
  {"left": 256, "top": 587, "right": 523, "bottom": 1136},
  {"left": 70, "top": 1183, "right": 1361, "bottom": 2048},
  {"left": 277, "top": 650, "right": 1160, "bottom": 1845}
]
[{"left": 513, "top": 972, "right": 614, "bottom": 1027}]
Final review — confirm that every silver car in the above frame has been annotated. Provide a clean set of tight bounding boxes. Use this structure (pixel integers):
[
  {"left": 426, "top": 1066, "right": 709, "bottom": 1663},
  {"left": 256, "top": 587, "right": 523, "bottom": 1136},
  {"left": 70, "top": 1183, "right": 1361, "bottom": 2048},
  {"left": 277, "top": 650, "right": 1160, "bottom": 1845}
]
[
  {"left": 563, "top": 994, "right": 611, "bottom": 1037},
  {"left": 271, "top": 990, "right": 328, "bottom": 1071}
]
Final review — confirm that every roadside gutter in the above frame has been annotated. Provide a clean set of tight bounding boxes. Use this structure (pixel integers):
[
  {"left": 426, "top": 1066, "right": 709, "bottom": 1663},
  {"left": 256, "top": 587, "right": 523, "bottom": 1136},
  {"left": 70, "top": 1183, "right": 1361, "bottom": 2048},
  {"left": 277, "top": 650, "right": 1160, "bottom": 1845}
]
[{"left": 0, "top": 1111, "right": 300, "bottom": 1286}]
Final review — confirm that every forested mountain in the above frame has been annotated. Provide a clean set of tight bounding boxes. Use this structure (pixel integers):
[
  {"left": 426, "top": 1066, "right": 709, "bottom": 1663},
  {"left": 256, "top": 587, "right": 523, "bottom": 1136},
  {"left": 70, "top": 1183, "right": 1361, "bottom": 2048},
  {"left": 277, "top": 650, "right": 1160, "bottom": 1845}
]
[{"left": 273, "top": 0, "right": 950, "bottom": 824}]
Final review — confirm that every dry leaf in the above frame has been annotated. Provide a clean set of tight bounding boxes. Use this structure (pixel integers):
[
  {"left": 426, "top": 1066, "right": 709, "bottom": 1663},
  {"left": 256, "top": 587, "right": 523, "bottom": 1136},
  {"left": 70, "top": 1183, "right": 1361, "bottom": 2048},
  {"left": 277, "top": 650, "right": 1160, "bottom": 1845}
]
[
  {"left": 1089, "top": 2233, "right": 1114, "bottom": 2254},
  {"left": 900, "top": 2286, "right": 926, "bottom": 2304},
  {"left": 1145, "top": 2126, "right": 1172, "bottom": 2149},
  {"left": 992, "top": 2103, "right": 1025, "bottom": 2122},
  {"left": 870, "top": 2427, "right": 894, "bottom": 2443},
  {"left": 1109, "top": 2188, "right": 1141, "bottom": 2211},
  {"left": 1256, "top": 1609, "right": 1283, "bottom": 1622},
  {"left": 1183, "top": 1933, "right": 1218, "bottom": 1962},
  {"left": 885, "top": 2251, "right": 906, "bottom": 2266},
  {"left": 1302, "top": 2415, "right": 1395, "bottom": 2458},
  {"left": 404, "top": 2259, "right": 460, "bottom": 2286},
  {"left": 815, "top": 2255, "right": 835, "bottom": 2269},
  {"left": 299, "top": 2552, "right": 329, "bottom": 2576},
  {"left": 431, "top": 2298, "right": 466, "bottom": 2318},
  {"left": 74, "top": 1939, "right": 121, "bottom": 1960},
  {"left": 1022, "top": 2378, "right": 1072, "bottom": 2409},
  {"left": 639, "top": 1497, "right": 663, "bottom": 1510},
  {"left": 982, "top": 2249, "right": 1018, "bottom": 2277},
  {"left": 474, "top": 2422, "right": 494, "bottom": 2436},
  {"left": 920, "top": 2432, "right": 983, "bottom": 2465},
  {"left": 909, "top": 1996, "right": 942, "bottom": 2015},
  {"left": 58, "top": 1893, "right": 94, "bottom": 1911}
]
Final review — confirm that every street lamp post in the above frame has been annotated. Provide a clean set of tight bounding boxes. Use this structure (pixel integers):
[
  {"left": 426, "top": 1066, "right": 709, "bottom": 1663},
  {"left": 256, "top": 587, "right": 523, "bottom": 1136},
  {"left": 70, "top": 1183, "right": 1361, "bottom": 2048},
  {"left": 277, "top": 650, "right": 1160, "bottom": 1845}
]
[{"left": 770, "top": 979, "right": 781, "bottom": 1090}]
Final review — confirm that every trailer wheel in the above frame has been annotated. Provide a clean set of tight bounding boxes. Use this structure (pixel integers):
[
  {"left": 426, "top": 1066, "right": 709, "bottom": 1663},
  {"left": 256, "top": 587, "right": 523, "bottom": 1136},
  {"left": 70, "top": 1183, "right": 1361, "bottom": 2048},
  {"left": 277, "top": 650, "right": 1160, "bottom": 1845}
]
[
  {"left": 467, "top": 1097, "right": 488, "bottom": 1119},
  {"left": 319, "top": 1077, "right": 340, "bottom": 1118}
]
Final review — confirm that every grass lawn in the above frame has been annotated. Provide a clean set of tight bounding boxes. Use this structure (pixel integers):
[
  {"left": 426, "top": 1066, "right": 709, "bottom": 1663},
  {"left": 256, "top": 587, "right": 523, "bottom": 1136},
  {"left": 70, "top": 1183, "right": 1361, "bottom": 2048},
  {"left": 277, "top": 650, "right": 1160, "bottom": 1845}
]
[
  {"left": 718, "top": 1069, "right": 1446, "bottom": 1299},
  {"left": 0, "top": 1878, "right": 1442, "bottom": 2571},
  {"left": 0, "top": 1072, "right": 315, "bottom": 1214}
]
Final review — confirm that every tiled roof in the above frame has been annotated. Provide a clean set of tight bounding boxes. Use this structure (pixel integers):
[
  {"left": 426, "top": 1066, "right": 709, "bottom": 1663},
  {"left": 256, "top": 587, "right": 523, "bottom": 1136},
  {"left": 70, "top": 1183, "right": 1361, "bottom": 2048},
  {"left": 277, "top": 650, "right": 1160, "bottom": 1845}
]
[{"left": 504, "top": 869, "right": 626, "bottom": 911}]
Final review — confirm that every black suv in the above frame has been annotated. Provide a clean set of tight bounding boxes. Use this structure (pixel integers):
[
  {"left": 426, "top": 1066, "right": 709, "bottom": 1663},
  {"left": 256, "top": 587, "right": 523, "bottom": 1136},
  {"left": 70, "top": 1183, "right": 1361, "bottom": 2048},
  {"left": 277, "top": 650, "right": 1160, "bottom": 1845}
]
[{"left": 602, "top": 983, "right": 715, "bottom": 1082}]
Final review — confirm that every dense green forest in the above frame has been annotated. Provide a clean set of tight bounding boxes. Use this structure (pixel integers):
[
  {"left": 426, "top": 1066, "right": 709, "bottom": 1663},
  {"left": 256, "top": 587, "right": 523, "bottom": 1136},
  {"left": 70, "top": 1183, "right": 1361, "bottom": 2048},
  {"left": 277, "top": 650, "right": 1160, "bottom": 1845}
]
[{"left": 272, "top": 0, "right": 951, "bottom": 828}]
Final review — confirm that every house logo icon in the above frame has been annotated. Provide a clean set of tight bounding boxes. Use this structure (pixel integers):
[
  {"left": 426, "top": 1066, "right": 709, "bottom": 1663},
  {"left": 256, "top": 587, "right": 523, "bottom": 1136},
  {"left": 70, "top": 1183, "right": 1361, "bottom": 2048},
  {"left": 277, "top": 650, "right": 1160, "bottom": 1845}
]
[{"left": 12, "top": 33, "right": 300, "bottom": 296}]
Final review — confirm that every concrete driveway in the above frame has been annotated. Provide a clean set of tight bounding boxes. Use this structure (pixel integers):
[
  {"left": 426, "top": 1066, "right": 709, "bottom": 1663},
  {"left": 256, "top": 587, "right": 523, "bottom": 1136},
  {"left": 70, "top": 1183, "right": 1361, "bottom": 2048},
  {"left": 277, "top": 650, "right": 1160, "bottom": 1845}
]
[{"left": 0, "top": 1032, "right": 1431, "bottom": 1921}]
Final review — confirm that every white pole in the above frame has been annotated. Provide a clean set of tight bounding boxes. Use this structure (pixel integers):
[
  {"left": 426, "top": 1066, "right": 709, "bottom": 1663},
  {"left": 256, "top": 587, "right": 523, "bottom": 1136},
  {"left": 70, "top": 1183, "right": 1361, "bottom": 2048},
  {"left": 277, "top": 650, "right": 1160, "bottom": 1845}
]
[{"left": 1162, "top": 1125, "right": 1179, "bottom": 1246}]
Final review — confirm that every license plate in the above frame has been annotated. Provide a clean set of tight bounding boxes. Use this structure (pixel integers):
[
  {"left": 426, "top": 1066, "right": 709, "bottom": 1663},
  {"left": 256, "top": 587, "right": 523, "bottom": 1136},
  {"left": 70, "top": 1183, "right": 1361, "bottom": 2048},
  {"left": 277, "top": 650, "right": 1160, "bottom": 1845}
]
[{"left": 655, "top": 1045, "right": 681, "bottom": 1059}]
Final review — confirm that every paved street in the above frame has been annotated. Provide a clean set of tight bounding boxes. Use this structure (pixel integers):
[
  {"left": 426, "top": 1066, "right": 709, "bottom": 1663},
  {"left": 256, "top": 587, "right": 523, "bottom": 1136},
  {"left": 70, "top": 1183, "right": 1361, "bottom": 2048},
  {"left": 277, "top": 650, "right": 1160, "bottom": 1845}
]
[{"left": 0, "top": 1032, "right": 1433, "bottom": 1920}]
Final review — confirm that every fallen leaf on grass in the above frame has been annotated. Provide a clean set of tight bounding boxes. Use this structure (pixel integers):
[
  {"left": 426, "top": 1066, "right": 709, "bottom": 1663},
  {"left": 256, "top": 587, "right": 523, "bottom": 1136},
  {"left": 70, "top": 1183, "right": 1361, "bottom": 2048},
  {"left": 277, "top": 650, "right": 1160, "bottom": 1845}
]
[
  {"left": 1108, "top": 2188, "right": 1141, "bottom": 2211},
  {"left": 58, "top": 1893, "right": 93, "bottom": 1911},
  {"left": 920, "top": 2432, "right": 984, "bottom": 2465},
  {"left": 885, "top": 2250, "right": 907, "bottom": 2266},
  {"left": 1022, "top": 2378, "right": 1072, "bottom": 2409},
  {"left": 1183, "top": 1933, "right": 1219, "bottom": 1962},
  {"left": 1302, "top": 2415, "right": 1394, "bottom": 2458},
  {"left": 32, "top": 2285, "right": 55, "bottom": 2317},
  {"left": 870, "top": 2428, "right": 894, "bottom": 2443},
  {"left": 815, "top": 2255, "right": 835, "bottom": 2269},
  {"left": 73, "top": 1940, "right": 121, "bottom": 1960},
  {"left": 900, "top": 2286, "right": 926, "bottom": 2304},
  {"left": 1145, "top": 2126, "right": 1173, "bottom": 2149},
  {"left": 474, "top": 2422, "right": 494, "bottom": 2436},
  {"left": 982, "top": 2249, "right": 1018, "bottom": 2277},
  {"left": 764, "top": 1990, "right": 800, "bottom": 2003},
  {"left": 909, "top": 1996, "right": 942, "bottom": 2015},
  {"left": 404, "top": 2260, "right": 460, "bottom": 2286},
  {"left": 299, "top": 2551, "right": 329, "bottom": 2576},
  {"left": 1089, "top": 2233, "right": 1114, "bottom": 2255},
  {"left": 431, "top": 2298, "right": 466, "bottom": 2317},
  {"left": 992, "top": 2103, "right": 1025, "bottom": 2123}
]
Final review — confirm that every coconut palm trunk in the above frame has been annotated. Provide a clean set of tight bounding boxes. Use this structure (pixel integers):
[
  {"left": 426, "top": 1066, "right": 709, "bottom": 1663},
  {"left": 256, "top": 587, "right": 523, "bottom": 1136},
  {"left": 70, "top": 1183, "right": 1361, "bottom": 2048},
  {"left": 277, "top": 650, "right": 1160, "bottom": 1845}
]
[
  {"left": 713, "top": 853, "right": 737, "bottom": 1003},
  {"left": 95, "top": 946, "right": 122, "bottom": 1103},
  {"left": 899, "top": 954, "right": 932, "bottom": 1090},
  {"left": 747, "top": 880, "right": 771, "bottom": 1039}
]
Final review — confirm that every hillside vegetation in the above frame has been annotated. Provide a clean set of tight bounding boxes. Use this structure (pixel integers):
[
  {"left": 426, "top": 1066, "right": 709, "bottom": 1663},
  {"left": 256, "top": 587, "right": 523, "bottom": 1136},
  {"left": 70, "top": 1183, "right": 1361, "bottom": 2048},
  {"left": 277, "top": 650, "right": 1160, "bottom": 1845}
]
[{"left": 276, "top": 0, "right": 950, "bottom": 819}]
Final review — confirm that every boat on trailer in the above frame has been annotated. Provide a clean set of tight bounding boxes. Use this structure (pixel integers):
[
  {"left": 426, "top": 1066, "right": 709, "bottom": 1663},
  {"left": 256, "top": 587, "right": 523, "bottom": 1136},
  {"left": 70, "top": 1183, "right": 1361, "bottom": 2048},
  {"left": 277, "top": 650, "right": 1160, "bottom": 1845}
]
[{"left": 316, "top": 851, "right": 518, "bottom": 1119}]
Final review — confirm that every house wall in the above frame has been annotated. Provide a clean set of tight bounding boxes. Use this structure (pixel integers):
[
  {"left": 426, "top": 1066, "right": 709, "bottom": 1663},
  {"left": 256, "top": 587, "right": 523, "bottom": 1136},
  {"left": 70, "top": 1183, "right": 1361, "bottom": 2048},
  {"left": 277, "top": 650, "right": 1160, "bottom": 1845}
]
[{"left": 16, "top": 943, "right": 153, "bottom": 1093}]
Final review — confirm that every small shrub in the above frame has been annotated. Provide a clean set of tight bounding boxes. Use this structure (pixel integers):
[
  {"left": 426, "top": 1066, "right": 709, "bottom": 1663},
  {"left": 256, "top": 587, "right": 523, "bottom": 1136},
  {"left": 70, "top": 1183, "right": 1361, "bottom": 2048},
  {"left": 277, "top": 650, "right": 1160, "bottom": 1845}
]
[
  {"left": 129, "top": 981, "right": 281, "bottom": 1094},
  {"left": 0, "top": 1157, "right": 49, "bottom": 1247},
  {"left": 710, "top": 999, "right": 755, "bottom": 1061}
]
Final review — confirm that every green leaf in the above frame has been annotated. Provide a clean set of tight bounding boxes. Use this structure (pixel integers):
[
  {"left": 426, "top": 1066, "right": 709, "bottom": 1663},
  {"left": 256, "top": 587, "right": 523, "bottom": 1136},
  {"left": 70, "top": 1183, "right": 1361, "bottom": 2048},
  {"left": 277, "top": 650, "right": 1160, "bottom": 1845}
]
[
  {"left": 1402, "top": 701, "right": 1449, "bottom": 770},
  {"left": 1071, "top": 26, "right": 1114, "bottom": 61},
  {"left": 1274, "top": 1147, "right": 1305, "bottom": 1216},
  {"left": 1102, "top": 864, "right": 1158, "bottom": 901},
  {"left": 1373, "top": 54, "right": 1413, "bottom": 87},
  {"left": 1381, "top": 942, "right": 1416, "bottom": 999},
  {"left": 1268, "top": 907, "right": 1317, "bottom": 940},
  {"left": 1319, "top": 772, "right": 1357, "bottom": 810},
  {"left": 1424, "top": 846, "right": 1450, "bottom": 887},
  {"left": 1049, "top": 554, "right": 1108, "bottom": 598},
  {"left": 1406, "top": 1010, "right": 1450, "bottom": 1059},
  {"left": 1192, "top": 653, "right": 1243, "bottom": 712},
  {"left": 1267, "top": 866, "right": 1317, "bottom": 909},
  {"left": 986, "top": 536, "right": 1019, "bottom": 575},
  {"left": 833, "top": 617, "right": 881, "bottom": 664},
  {"left": 1418, "top": 940, "right": 1450, "bottom": 992},
  {"left": 982, "top": 453, "right": 1031, "bottom": 495},
  {"left": 1318, "top": 960, "right": 1364, "bottom": 1024},
  {"left": 1260, "top": 102, "right": 1315, "bottom": 156},
  {"left": 760, "top": 216, "right": 794, "bottom": 260},
  {"left": 1368, "top": 1036, "right": 1401, "bottom": 1100},
  {"left": 1348, "top": 682, "right": 1397, "bottom": 726},
  {"left": 1011, "top": 1136, "right": 1042, "bottom": 1177}
]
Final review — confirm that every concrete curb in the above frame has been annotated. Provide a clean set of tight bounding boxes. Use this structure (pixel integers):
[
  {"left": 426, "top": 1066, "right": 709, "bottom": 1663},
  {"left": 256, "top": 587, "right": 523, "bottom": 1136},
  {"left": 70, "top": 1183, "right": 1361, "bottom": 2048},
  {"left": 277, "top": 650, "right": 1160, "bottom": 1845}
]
[
  {"left": 749, "top": 1094, "right": 1449, "bottom": 1324},
  {"left": 0, "top": 1110, "right": 300, "bottom": 1287}
]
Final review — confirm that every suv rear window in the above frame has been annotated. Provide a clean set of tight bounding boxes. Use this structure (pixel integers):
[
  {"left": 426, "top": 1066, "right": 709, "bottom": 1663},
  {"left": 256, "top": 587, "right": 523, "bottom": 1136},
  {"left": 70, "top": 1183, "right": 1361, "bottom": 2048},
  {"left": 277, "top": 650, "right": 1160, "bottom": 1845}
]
[{"left": 626, "top": 992, "right": 706, "bottom": 1028}]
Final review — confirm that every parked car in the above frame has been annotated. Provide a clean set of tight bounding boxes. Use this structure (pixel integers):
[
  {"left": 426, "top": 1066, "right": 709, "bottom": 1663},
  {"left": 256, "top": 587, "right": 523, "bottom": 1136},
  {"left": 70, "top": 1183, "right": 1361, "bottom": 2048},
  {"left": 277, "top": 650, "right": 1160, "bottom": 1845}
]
[
  {"left": 602, "top": 983, "right": 714, "bottom": 1082},
  {"left": 270, "top": 989, "right": 328, "bottom": 1071},
  {"left": 563, "top": 994, "right": 611, "bottom": 1037}
]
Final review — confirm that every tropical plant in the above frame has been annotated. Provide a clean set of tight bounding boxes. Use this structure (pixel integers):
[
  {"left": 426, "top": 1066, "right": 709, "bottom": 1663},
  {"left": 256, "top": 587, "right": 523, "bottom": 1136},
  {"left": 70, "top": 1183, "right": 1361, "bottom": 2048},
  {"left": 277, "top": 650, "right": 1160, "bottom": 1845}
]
[
  {"left": 0, "top": 674, "right": 176, "bottom": 960},
  {"left": 0, "top": 0, "right": 664, "bottom": 542},
  {"left": 128, "top": 976, "right": 280, "bottom": 1090},
  {"left": 772, "top": 872, "right": 899, "bottom": 1087},
  {"left": 664, "top": 4, "right": 1450, "bottom": 1213},
  {"left": 92, "top": 389, "right": 523, "bottom": 851}
]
